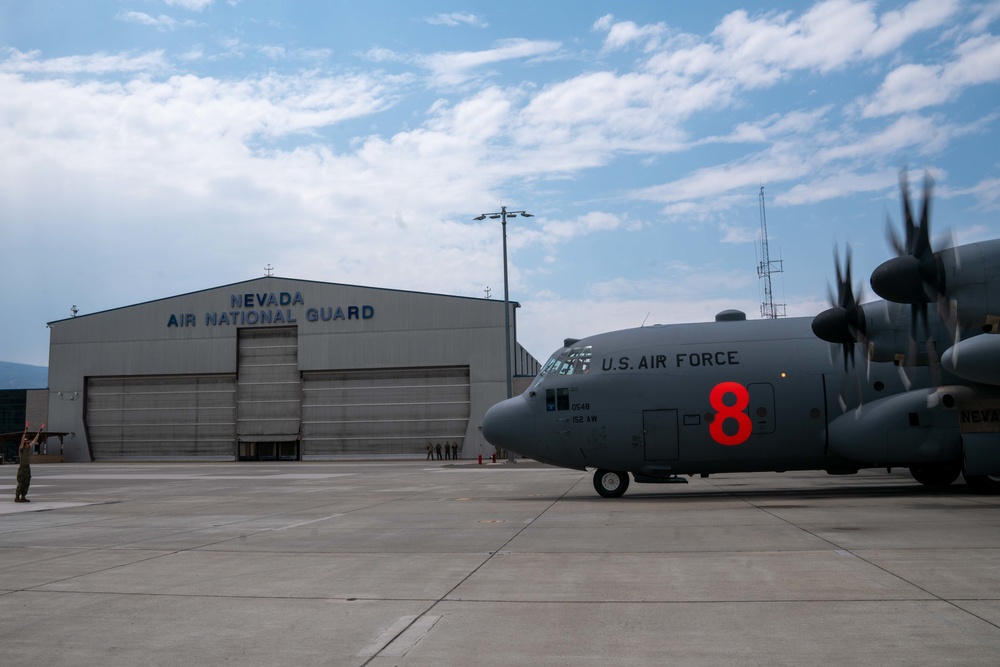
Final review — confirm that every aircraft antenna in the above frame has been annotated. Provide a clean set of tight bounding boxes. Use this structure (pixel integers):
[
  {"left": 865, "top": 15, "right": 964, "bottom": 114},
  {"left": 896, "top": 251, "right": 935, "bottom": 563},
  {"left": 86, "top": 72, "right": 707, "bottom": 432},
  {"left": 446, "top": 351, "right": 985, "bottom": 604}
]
[{"left": 757, "top": 186, "right": 786, "bottom": 319}]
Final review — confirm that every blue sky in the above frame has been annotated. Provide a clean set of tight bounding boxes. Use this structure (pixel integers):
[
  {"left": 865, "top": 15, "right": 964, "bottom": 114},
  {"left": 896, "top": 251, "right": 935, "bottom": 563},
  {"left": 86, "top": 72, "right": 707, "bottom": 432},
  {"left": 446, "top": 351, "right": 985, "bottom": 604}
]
[{"left": 2, "top": 0, "right": 999, "bottom": 367}]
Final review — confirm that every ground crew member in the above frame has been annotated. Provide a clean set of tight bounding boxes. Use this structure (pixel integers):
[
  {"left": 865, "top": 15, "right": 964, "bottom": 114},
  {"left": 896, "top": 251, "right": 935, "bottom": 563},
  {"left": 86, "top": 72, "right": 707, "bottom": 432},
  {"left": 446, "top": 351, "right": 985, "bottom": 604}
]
[{"left": 16, "top": 424, "right": 43, "bottom": 503}]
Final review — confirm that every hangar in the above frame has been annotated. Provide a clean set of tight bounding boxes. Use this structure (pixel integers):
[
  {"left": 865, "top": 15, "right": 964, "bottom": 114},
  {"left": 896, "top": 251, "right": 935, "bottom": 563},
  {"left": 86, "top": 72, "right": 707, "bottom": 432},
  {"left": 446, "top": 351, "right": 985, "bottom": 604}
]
[{"left": 46, "top": 277, "right": 539, "bottom": 462}]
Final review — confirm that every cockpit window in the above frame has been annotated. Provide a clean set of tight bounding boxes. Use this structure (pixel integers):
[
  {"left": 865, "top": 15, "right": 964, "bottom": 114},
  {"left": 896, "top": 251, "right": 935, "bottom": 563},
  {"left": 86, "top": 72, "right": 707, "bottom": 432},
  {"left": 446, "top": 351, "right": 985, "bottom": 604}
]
[{"left": 532, "top": 345, "right": 592, "bottom": 386}]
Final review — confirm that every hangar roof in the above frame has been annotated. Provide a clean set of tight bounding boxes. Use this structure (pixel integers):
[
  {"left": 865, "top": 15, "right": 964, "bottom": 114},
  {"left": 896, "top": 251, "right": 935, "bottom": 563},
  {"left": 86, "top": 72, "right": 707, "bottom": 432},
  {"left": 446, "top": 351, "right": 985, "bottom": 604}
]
[{"left": 47, "top": 276, "right": 520, "bottom": 326}]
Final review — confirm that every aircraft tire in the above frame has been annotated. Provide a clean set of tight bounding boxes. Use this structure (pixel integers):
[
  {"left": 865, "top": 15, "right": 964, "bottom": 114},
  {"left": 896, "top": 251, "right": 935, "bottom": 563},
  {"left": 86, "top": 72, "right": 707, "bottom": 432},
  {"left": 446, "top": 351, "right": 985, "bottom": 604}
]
[
  {"left": 594, "top": 469, "right": 629, "bottom": 498},
  {"left": 909, "top": 466, "right": 961, "bottom": 487},
  {"left": 964, "top": 474, "right": 1000, "bottom": 494}
]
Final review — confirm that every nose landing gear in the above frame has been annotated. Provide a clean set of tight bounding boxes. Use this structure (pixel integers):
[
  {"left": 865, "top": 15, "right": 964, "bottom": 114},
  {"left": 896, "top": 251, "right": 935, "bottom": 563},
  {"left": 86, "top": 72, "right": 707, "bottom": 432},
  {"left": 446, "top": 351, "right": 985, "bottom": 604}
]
[{"left": 594, "top": 469, "right": 630, "bottom": 498}]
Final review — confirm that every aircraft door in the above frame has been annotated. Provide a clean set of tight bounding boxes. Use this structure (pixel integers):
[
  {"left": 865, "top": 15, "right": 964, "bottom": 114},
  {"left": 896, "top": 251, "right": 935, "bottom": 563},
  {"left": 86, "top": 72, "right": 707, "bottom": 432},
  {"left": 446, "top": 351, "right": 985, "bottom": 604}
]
[{"left": 643, "top": 409, "right": 679, "bottom": 461}]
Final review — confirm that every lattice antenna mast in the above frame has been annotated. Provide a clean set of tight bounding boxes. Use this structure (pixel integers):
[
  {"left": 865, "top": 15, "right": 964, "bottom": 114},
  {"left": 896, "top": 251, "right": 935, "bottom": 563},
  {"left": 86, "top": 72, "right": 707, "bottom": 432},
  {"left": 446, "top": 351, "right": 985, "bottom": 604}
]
[{"left": 756, "top": 186, "right": 786, "bottom": 318}]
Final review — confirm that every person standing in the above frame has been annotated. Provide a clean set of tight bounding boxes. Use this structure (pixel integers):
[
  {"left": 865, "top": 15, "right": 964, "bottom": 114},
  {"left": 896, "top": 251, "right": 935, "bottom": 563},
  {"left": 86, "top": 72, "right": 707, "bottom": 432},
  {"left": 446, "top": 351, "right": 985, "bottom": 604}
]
[
  {"left": 435, "top": 442, "right": 443, "bottom": 460},
  {"left": 426, "top": 442, "right": 434, "bottom": 460},
  {"left": 15, "top": 424, "right": 43, "bottom": 503}
]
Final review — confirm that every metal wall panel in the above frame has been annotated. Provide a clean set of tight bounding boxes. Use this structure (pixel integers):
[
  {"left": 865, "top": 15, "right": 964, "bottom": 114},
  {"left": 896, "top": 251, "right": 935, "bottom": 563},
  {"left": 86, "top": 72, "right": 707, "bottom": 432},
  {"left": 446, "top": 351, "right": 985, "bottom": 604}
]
[
  {"left": 301, "top": 366, "right": 470, "bottom": 458},
  {"left": 86, "top": 375, "right": 236, "bottom": 458},
  {"left": 237, "top": 327, "right": 300, "bottom": 440}
]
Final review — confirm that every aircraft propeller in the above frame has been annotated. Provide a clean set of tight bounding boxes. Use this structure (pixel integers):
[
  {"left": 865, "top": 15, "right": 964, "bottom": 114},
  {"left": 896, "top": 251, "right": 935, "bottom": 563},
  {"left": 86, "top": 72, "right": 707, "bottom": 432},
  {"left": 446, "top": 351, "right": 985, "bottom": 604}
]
[
  {"left": 870, "top": 172, "right": 955, "bottom": 340},
  {"left": 811, "top": 245, "right": 868, "bottom": 411},
  {"left": 870, "top": 170, "right": 958, "bottom": 375}
]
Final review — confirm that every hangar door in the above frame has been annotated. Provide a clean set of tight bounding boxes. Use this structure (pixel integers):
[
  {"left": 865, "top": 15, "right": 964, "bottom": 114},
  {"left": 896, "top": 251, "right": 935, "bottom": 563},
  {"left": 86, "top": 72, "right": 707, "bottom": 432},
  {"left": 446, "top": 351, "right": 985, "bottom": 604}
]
[
  {"left": 237, "top": 327, "right": 301, "bottom": 460},
  {"left": 86, "top": 375, "right": 237, "bottom": 459},
  {"left": 301, "top": 366, "right": 470, "bottom": 458}
]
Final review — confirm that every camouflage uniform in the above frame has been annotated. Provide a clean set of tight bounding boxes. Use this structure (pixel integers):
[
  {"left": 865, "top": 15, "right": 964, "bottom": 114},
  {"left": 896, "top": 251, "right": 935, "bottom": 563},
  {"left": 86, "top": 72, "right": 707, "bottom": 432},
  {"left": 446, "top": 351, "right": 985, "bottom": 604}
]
[{"left": 15, "top": 445, "right": 31, "bottom": 502}]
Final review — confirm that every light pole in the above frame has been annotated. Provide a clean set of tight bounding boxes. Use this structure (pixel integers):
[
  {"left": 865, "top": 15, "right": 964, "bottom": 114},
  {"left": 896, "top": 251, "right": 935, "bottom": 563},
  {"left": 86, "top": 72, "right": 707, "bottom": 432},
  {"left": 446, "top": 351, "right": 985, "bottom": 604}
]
[{"left": 474, "top": 206, "right": 533, "bottom": 401}]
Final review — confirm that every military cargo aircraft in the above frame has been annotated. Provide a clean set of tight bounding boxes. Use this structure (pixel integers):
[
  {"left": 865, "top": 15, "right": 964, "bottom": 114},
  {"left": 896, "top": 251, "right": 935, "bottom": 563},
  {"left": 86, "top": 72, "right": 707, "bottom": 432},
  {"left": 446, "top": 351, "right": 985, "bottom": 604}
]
[{"left": 483, "top": 173, "right": 1000, "bottom": 497}]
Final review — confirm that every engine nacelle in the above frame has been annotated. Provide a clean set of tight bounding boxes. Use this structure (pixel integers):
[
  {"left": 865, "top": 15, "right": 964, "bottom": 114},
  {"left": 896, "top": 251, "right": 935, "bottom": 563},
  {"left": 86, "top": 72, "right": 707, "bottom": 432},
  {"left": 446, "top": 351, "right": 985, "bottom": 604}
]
[
  {"left": 941, "top": 333, "right": 1000, "bottom": 386},
  {"left": 828, "top": 388, "right": 962, "bottom": 465},
  {"left": 860, "top": 300, "right": 956, "bottom": 366}
]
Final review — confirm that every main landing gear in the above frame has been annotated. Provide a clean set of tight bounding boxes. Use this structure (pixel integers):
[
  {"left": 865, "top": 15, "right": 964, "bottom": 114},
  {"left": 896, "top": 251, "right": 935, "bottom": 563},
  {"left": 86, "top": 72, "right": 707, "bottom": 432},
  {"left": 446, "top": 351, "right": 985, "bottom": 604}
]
[
  {"left": 909, "top": 466, "right": 961, "bottom": 488},
  {"left": 964, "top": 474, "right": 1000, "bottom": 494},
  {"left": 908, "top": 466, "right": 1000, "bottom": 494},
  {"left": 593, "top": 469, "right": 630, "bottom": 498}
]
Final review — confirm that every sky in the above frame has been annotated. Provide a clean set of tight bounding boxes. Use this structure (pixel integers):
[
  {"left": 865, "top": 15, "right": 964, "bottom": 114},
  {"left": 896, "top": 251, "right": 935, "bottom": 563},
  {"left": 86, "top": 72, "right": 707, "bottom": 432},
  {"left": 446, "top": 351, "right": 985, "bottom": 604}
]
[{"left": 2, "top": 0, "right": 999, "bottom": 368}]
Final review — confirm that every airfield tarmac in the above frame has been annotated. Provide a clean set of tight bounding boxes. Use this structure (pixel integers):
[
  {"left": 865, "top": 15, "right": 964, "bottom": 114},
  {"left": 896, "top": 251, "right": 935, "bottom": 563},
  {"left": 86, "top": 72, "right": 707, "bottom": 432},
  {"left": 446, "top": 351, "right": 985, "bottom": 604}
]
[{"left": 0, "top": 461, "right": 998, "bottom": 666}]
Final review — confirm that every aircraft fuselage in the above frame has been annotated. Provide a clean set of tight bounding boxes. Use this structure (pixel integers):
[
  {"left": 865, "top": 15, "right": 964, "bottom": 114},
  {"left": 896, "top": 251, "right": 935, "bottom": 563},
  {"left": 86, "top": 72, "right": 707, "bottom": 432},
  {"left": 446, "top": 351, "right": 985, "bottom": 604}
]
[{"left": 483, "top": 315, "right": 975, "bottom": 483}]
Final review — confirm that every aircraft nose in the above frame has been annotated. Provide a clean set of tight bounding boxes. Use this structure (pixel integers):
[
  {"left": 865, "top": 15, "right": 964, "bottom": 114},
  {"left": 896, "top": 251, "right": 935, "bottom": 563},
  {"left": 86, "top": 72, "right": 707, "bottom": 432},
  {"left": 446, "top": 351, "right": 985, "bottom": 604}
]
[{"left": 482, "top": 395, "right": 535, "bottom": 456}]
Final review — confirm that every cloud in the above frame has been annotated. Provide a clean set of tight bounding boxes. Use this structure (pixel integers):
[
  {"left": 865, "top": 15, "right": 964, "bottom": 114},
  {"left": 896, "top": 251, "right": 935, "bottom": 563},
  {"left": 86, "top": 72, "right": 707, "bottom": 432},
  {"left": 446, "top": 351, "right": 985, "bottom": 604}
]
[
  {"left": 523, "top": 212, "right": 630, "bottom": 246},
  {"left": 594, "top": 14, "right": 671, "bottom": 52},
  {"left": 779, "top": 170, "right": 896, "bottom": 206},
  {"left": 165, "top": 0, "right": 215, "bottom": 10},
  {"left": 115, "top": 11, "right": 200, "bottom": 31},
  {"left": 516, "top": 70, "right": 692, "bottom": 159},
  {"left": 627, "top": 107, "right": 991, "bottom": 217},
  {"left": 256, "top": 45, "right": 332, "bottom": 62},
  {"left": 711, "top": 0, "right": 958, "bottom": 74},
  {"left": 631, "top": 148, "right": 812, "bottom": 209},
  {"left": 631, "top": 0, "right": 959, "bottom": 98},
  {"left": 945, "top": 178, "right": 1000, "bottom": 212},
  {"left": 0, "top": 66, "right": 406, "bottom": 220},
  {"left": 863, "top": 0, "right": 961, "bottom": 56},
  {"left": 419, "top": 39, "right": 562, "bottom": 86},
  {"left": 0, "top": 48, "right": 171, "bottom": 74},
  {"left": 561, "top": 2, "right": 961, "bottom": 171},
  {"left": 700, "top": 107, "right": 831, "bottom": 145},
  {"left": 424, "top": 13, "right": 488, "bottom": 28},
  {"left": 861, "top": 33, "right": 1000, "bottom": 116},
  {"left": 719, "top": 222, "right": 758, "bottom": 244},
  {"left": 362, "top": 47, "right": 403, "bottom": 64},
  {"left": 3, "top": 0, "right": 997, "bottom": 368}
]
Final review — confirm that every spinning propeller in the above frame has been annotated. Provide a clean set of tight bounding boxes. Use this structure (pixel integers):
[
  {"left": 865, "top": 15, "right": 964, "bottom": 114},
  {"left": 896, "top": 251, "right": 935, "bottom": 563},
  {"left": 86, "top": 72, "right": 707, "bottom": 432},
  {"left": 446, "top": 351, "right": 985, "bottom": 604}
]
[
  {"left": 812, "top": 245, "right": 868, "bottom": 411},
  {"left": 870, "top": 171, "right": 956, "bottom": 354}
]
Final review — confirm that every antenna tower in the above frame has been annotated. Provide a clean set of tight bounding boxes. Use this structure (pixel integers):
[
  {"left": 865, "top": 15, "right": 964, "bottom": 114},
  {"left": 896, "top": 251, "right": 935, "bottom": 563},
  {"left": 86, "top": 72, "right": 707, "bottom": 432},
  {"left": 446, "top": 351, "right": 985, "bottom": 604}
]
[{"left": 756, "top": 186, "right": 785, "bottom": 319}]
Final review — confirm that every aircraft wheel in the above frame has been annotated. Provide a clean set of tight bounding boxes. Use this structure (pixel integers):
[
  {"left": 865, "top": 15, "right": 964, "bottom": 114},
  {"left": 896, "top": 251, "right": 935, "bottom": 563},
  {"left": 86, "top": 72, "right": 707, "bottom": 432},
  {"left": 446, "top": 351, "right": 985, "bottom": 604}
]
[
  {"left": 909, "top": 466, "right": 961, "bottom": 487},
  {"left": 593, "top": 469, "right": 629, "bottom": 498},
  {"left": 964, "top": 474, "right": 1000, "bottom": 494}
]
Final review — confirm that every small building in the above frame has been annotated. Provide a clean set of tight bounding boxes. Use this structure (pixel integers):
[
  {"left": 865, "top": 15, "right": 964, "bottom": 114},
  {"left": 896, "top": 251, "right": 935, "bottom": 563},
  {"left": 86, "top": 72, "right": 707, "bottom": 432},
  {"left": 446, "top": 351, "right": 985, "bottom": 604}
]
[
  {"left": 46, "top": 277, "right": 538, "bottom": 462},
  {"left": 0, "top": 388, "right": 50, "bottom": 462}
]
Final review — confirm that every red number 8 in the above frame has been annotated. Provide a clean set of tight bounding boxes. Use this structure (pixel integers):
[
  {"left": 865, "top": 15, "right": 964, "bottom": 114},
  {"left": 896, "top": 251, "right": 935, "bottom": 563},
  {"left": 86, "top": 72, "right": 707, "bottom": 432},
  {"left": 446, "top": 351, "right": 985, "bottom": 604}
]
[{"left": 709, "top": 382, "right": 752, "bottom": 446}]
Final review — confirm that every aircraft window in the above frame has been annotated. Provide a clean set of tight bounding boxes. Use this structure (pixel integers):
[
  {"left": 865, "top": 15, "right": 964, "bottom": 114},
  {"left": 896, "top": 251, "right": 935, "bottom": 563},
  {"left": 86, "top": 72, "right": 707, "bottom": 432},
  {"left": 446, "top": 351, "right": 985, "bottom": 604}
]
[
  {"left": 557, "top": 387, "right": 570, "bottom": 410},
  {"left": 534, "top": 356, "right": 563, "bottom": 387},
  {"left": 545, "top": 388, "right": 572, "bottom": 411},
  {"left": 539, "top": 357, "right": 560, "bottom": 377},
  {"left": 533, "top": 346, "right": 592, "bottom": 387},
  {"left": 535, "top": 345, "right": 593, "bottom": 384},
  {"left": 559, "top": 346, "right": 592, "bottom": 375}
]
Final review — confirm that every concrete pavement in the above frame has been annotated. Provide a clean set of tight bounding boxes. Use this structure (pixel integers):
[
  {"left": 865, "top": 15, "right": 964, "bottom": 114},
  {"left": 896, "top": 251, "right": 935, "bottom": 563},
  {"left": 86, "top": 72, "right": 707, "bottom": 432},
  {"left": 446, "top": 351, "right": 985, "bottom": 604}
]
[{"left": 0, "top": 461, "right": 998, "bottom": 666}]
